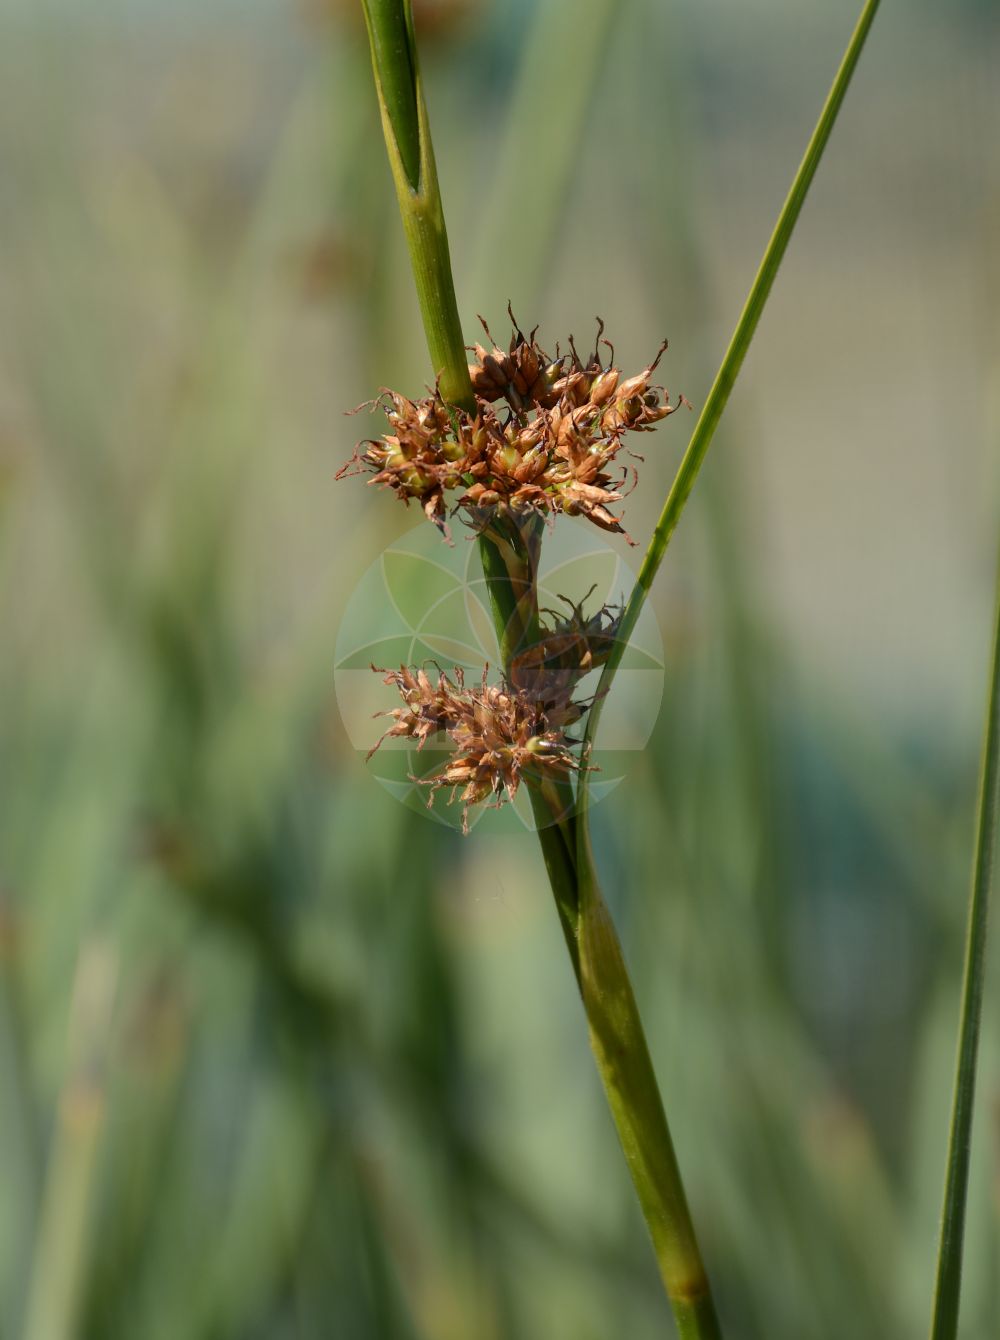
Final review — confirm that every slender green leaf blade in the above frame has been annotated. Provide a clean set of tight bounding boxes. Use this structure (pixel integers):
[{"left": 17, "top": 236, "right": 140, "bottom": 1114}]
[
  {"left": 579, "top": 0, "right": 882, "bottom": 809},
  {"left": 929, "top": 547, "right": 1000, "bottom": 1340}
]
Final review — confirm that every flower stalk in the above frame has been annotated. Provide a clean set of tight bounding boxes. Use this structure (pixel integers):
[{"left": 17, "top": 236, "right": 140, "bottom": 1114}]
[
  {"left": 359, "top": 0, "right": 472, "bottom": 410},
  {"left": 353, "top": 1, "right": 884, "bottom": 1334},
  {"left": 355, "top": 1, "right": 722, "bottom": 1334}
]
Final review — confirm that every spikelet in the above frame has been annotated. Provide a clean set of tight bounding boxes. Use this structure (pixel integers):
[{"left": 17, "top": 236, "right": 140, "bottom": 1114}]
[
  {"left": 340, "top": 315, "right": 684, "bottom": 541},
  {"left": 368, "top": 664, "right": 585, "bottom": 833}
]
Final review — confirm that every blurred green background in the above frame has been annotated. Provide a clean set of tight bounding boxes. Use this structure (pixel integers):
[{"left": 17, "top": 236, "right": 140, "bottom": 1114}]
[{"left": 1, "top": 1, "right": 999, "bottom": 1336}]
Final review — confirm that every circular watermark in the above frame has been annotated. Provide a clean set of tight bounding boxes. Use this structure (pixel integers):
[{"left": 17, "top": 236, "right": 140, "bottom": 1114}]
[{"left": 334, "top": 519, "right": 664, "bottom": 831}]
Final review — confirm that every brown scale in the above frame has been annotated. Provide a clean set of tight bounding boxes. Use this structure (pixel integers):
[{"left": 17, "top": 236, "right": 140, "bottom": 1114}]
[
  {"left": 510, "top": 589, "right": 621, "bottom": 709},
  {"left": 368, "top": 664, "right": 585, "bottom": 833},
  {"left": 341, "top": 318, "right": 684, "bottom": 541}
]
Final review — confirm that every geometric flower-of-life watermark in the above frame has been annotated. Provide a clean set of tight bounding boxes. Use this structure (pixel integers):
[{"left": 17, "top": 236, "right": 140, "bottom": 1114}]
[{"left": 334, "top": 517, "right": 664, "bottom": 832}]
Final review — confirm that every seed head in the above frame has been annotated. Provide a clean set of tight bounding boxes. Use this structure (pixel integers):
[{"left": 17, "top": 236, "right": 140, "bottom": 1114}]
[
  {"left": 510, "top": 588, "right": 620, "bottom": 707},
  {"left": 468, "top": 306, "right": 563, "bottom": 411},
  {"left": 341, "top": 315, "right": 683, "bottom": 541},
  {"left": 368, "top": 663, "right": 586, "bottom": 833}
]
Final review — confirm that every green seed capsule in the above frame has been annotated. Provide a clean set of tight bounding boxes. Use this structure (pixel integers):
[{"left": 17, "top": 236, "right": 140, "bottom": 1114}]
[{"left": 400, "top": 467, "right": 430, "bottom": 495}]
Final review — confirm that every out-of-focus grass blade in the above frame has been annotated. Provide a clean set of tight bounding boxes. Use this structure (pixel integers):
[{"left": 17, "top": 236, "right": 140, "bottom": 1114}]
[
  {"left": 928, "top": 547, "right": 1000, "bottom": 1340},
  {"left": 21, "top": 940, "right": 117, "bottom": 1340},
  {"left": 0, "top": 898, "right": 41, "bottom": 1333},
  {"left": 467, "top": 0, "right": 619, "bottom": 314}
]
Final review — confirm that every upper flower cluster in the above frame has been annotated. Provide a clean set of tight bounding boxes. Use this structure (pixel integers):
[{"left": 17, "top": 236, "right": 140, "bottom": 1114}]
[{"left": 340, "top": 315, "right": 680, "bottom": 540}]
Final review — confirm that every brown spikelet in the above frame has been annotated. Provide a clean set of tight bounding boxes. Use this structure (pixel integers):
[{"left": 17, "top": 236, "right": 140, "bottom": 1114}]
[
  {"left": 340, "top": 316, "right": 681, "bottom": 540},
  {"left": 367, "top": 662, "right": 588, "bottom": 833}
]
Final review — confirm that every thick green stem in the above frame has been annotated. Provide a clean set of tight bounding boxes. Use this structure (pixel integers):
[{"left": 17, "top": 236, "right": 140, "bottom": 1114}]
[
  {"left": 360, "top": 0, "right": 473, "bottom": 409},
  {"left": 929, "top": 545, "right": 1000, "bottom": 1340},
  {"left": 359, "top": 7, "right": 724, "bottom": 1334},
  {"left": 479, "top": 514, "right": 580, "bottom": 881},
  {"left": 485, "top": 523, "right": 719, "bottom": 1329},
  {"left": 477, "top": 514, "right": 544, "bottom": 666},
  {"left": 528, "top": 786, "right": 581, "bottom": 984},
  {"left": 361, "top": 0, "right": 420, "bottom": 190},
  {"left": 576, "top": 843, "right": 723, "bottom": 1334}
]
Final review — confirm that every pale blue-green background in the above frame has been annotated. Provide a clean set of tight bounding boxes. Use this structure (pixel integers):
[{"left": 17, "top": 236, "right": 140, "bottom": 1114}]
[{"left": 1, "top": 2, "right": 998, "bottom": 1337}]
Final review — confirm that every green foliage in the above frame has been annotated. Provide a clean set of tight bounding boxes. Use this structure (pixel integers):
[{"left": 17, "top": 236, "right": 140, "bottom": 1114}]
[
  {"left": 0, "top": 3, "right": 996, "bottom": 1340},
  {"left": 930, "top": 553, "right": 1000, "bottom": 1340}
]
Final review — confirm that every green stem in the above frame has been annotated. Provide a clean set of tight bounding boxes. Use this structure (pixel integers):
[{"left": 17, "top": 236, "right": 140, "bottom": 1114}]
[
  {"left": 359, "top": 7, "right": 725, "bottom": 1333},
  {"left": 528, "top": 785, "right": 581, "bottom": 984},
  {"left": 360, "top": 0, "right": 420, "bottom": 190},
  {"left": 479, "top": 513, "right": 580, "bottom": 904},
  {"left": 579, "top": 0, "right": 882, "bottom": 801},
  {"left": 929, "top": 545, "right": 1000, "bottom": 1340},
  {"left": 359, "top": 0, "right": 473, "bottom": 409},
  {"left": 477, "top": 513, "right": 544, "bottom": 666},
  {"left": 357, "top": 0, "right": 586, "bottom": 928},
  {"left": 575, "top": 845, "right": 723, "bottom": 1335},
  {"left": 486, "top": 538, "right": 721, "bottom": 1332}
]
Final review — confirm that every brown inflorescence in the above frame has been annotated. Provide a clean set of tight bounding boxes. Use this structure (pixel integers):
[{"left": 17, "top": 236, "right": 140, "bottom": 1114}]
[
  {"left": 367, "top": 583, "right": 622, "bottom": 831},
  {"left": 508, "top": 588, "right": 618, "bottom": 698},
  {"left": 368, "top": 664, "right": 587, "bottom": 833},
  {"left": 338, "top": 312, "right": 682, "bottom": 541}
]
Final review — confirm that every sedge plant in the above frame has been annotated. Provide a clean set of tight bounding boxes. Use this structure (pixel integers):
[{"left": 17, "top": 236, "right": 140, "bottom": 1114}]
[{"left": 344, "top": 2, "right": 997, "bottom": 1335}]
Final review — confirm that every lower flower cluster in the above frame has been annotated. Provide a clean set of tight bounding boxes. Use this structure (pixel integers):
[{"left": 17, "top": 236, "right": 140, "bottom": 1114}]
[
  {"left": 367, "top": 589, "right": 621, "bottom": 832},
  {"left": 368, "top": 664, "right": 584, "bottom": 832}
]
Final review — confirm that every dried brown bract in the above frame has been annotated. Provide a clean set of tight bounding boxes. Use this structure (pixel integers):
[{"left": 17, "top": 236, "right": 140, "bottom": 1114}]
[
  {"left": 340, "top": 315, "right": 682, "bottom": 540},
  {"left": 368, "top": 663, "right": 585, "bottom": 833},
  {"left": 468, "top": 308, "right": 564, "bottom": 411},
  {"left": 510, "top": 587, "right": 621, "bottom": 705}
]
